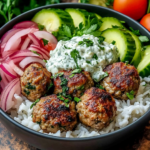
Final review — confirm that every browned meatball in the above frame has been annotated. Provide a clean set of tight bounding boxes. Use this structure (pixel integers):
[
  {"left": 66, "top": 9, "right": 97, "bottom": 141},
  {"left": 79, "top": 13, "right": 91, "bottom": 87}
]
[
  {"left": 32, "top": 95, "right": 77, "bottom": 133},
  {"left": 101, "top": 62, "right": 140, "bottom": 100},
  {"left": 20, "top": 63, "right": 52, "bottom": 101},
  {"left": 76, "top": 87, "right": 116, "bottom": 130},
  {"left": 53, "top": 70, "right": 94, "bottom": 98}
]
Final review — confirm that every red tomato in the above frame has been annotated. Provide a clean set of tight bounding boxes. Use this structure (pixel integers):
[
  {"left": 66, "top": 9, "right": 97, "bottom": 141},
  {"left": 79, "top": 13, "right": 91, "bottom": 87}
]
[
  {"left": 140, "top": 13, "right": 150, "bottom": 31},
  {"left": 113, "top": 0, "right": 147, "bottom": 20},
  {"left": 41, "top": 40, "right": 56, "bottom": 52}
]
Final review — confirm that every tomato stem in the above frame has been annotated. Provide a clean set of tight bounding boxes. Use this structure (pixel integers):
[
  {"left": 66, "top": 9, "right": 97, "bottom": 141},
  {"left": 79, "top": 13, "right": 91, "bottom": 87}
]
[{"left": 147, "top": 0, "right": 150, "bottom": 13}]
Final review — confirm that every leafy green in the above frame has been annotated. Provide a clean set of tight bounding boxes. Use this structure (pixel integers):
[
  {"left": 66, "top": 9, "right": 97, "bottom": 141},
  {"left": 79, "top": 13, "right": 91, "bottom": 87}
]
[
  {"left": 99, "top": 85, "right": 104, "bottom": 90},
  {"left": 129, "top": 27, "right": 140, "bottom": 36},
  {"left": 31, "top": 50, "right": 40, "bottom": 56},
  {"left": 74, "top": 97, "right": 81, "bottom": 103},
  {"left": 105, "top": 0, "right": 114, "bottom": 6},
  {"left": 111, "top": 41, "right": 116, "bottom": 45},
  {"left": 30, "top": 99, "right": 40, "bottom": 109},
  {"left": 38, "top": 24, "right": 45, "bottom": 30},
  {"left": 42, "top": 39, "right": 49, "bottom": 46},
  {"left": 139, "top": 36, "right": 150, "bottom": 43},
  {"left": 70, "top": 49, "right": 81, "bottom": 68},
  {"left": 80, "top": 0, "right": 89, "bottom": 3},
  {"left": 120, "top": 21, "right": 125, "bottom": 24},
  {"left": 53, "top": 17, "right": 102, "bottom": 41},
  {"left": 147, "top": 0, "right": 150, "bottom": 13},
  {"left": 126, "top": 90, "right": 135, "bottom": 100},
  {"left": 98, "top": 36, "right": 105, "bottom": 44},
  {"left": 43, "top": 59, "right": 47, "bottom": 63},
  {"left": 47, "top": 82, "right": 53, "bottom": 91},
  {"left": 77, "top": 85, "right": 84, "bottom": 90}
]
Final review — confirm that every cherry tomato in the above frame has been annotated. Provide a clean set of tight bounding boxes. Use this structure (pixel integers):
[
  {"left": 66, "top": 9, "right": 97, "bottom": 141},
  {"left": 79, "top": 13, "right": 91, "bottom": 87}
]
[
  {"left": 41, "top": 40, "right": 56, "bottom": 52},
  {"left": 113, "top": 0, "right": 147, "bottom": 20},
  {"left": 140, "top": 13, "right": 150, "bottom": 31}
]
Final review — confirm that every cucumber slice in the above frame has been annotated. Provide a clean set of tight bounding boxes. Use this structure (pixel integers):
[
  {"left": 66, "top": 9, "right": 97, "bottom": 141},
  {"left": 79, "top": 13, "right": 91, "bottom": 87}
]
[
  {"left": 137, "top": 54, "right": 150, "bottom": 77},
  {"left": 32, "top": 9, "right": 73, "bottom": 32},
  {"left": 99, "top": 17, "right": 123, "bottom": 31},
  {"left": 142, "top": 45, "right": 150, "bottom": 57},
  {"left": 101, "top": 28, "right": 136, "bottom": 62},
  {"left": 129, "top": 31, "right": 142, "bottom": 68},
  {"left": 65, "top": 8, "right": 97, "bottom": 27}
]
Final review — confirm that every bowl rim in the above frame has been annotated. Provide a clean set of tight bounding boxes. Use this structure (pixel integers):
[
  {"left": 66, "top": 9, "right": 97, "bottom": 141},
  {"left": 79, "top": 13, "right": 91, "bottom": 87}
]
[{"left": 0, "top": 3, "right": 150, "bottom": 141}]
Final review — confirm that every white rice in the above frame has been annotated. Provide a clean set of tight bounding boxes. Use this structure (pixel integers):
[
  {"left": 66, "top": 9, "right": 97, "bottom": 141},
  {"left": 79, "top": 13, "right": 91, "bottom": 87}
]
[{"left": 10, "top": 76, "right": 150, "bottom": 138}]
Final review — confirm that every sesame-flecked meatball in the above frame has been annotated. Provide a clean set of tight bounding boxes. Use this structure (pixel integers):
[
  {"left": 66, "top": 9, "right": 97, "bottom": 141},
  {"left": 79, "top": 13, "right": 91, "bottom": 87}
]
[
  {"left": 20, "top": 63, "right": 52, "bottom": 102},
  {"left": 76, "top": 87, "right": 116, "bottom": 130},
  {"left": 32, "top": 95, "right": 77, "bottom": 133},
  {"left": 53, "top": 70, "right": 94, "bottom": 98},
  {"left": 101, "top": 62, "right": 140, "bottom": 100}
]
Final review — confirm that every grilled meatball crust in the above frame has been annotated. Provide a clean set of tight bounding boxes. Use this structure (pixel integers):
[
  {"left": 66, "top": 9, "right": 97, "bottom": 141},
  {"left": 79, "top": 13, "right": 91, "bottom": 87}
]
[
  {"left": 101, "top": 62, "right": 140, "bottom": 100},
  {"left": 76, "top": 87, "right": 116, "bottom": 130},
  {"left": 54, "top": 70, "right": 94, "bottom": 98},
  {"left": 21, "top": 63, "right": 52, "bottom": 102},
  {"left": 32, "top": 95, "right": 77, "bottom": 133}
]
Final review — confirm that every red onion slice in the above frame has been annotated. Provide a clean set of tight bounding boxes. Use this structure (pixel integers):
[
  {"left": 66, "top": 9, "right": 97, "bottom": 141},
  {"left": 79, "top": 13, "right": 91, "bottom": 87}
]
[
  {"left": 13, "top": 21, "right": 38, "bottom": 29},
  {"left": 4, "top": 28, "right": 38, "bottom": 51},
  {"left": 34, "top": 31, "right": 58, "bottom": 44},
  {"left": 28, "top": 33, "right": 42, "bottom": 47},
  {"left": 19, "top": 57, "right": 46, "bottom": 68},
  {"left": 21, "top": 37, "right": 31, "bottom": 50},
  {"left": 1, "top": 78, "right": 20, "bottom": 112}
]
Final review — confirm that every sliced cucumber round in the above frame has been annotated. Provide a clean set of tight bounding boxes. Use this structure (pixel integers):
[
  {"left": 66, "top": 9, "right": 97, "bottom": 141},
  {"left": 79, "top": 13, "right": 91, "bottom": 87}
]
[
  {"left": 129, "top": 31, "right": 142, "bottom": 68},
  {"left": 142, "top": 45, "right": 150, "bottom": 57},
  {"left": 137, "top": 54, "right": 150, "bottom": 77},
  {"left": 99, "top": 17, "right": 123, "bottom": 31},
  {"left": 101, "top": 28, "right": 136, "bottom": 62},
  {"left": 65, "top": 8, "right": 97, "bottom": 27},
  {"left": 32, "top": 9, "right": 73, "bottom": 32}
]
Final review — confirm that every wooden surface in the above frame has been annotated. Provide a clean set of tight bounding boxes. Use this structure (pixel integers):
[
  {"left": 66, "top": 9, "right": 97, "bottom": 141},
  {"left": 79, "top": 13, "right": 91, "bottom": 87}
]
[{"left": 1, "top": 0, "right": 150, "bottom": 150}]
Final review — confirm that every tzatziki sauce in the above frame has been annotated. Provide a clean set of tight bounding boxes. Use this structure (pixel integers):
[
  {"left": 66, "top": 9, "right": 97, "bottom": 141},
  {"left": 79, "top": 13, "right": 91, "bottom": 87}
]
[{"left": 46, "top": 34, "right": 118, "bottom": 82}]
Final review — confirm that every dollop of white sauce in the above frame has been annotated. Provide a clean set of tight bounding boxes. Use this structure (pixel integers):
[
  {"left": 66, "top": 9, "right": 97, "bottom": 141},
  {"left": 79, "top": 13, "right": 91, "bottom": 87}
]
[{"left": 46, "top": 34, "right": 118, "bottom": 82}]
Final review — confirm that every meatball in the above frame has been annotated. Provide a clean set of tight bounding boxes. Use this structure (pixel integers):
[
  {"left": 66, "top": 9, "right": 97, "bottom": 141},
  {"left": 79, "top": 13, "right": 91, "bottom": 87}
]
[
  {"left": 32, "top": 95, "right": 77, "bottom": 133},
  {"left": 76, "top": 87, "right": 116, "bottom": 130},
  {"left": 54, "top": 70, "right": 94, "bottom": 98},
  {"left": 101, "top": 62, "right": 140, "bottom": 100},
  {"left": 20, "top": 63, "right": 52, "bottom": 101}
]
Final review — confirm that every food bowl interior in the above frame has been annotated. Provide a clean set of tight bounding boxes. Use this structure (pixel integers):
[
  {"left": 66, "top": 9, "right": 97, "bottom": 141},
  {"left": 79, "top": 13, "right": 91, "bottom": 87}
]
[{"left": 0, "top": 3, "right": 150, "bottom": 150}]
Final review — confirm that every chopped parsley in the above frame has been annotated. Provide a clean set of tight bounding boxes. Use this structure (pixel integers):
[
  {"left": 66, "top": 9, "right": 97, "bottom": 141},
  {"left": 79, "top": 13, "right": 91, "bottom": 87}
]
[
  {"left": 25, "top": 83, "right": 36, "bottom": 90},
  {"left": 98, "top": 36, "right": 105, "bottom": 44},
  {"left": 24, "top": 89, "right": 30, "bottom": 95},
  {"left": 64, "top": 45, "right": 71, "bottom": 49},
  {"left": 71, "top": 69, "right": 82, "bottom": 74},
  {"left": 69, "top": 74, "right": 75, "bottom": 78},
  {"left": 31, "top": 50, "right": 40, "bottom": 56},
  {"left": 38, "top": 24, "right": 45, "bottom": 31},
  {"left": 99, "top": 46, "right": 105, "bottom": 50},
  {"left": 36, "top": 121, "right": 41, "bottom": 125},
  {"left": 42, "top": 39, "right": 49, "bottom": 46},
  {"left": 77, "top": 85, "right": 84, "bottom": 90},
  {"left": 92, "top": 54, "right": 98, "bottom": 60},
  {"left": 105, "top": 0, "right": 114, "bottom": 6},
  {"left": 99, "top": 85, "right": 104, "bottom": 90},
  {"left": 129, "top": 27, "right": 140, "bottom": 36},
  {"left": 139, "top": 36, "right": 150, "bottom": 43},
  {"left": 47, "top": 83, "right": 53, "bottom": 91},
  {"left": 43, "top": 59, "right": 47, "bottom": 63},
  {"left": 120, "top": 21, "right": 125, "bottom": 24},
  {"left": 78, "top": 39, "right": 94, "bottom": 47},
  {"left": 30, "top": 99, "right": 40, "bottom": 109},
  {"left": 60, "top": 77, "right": 68, "bottom": 86},
  {"left": 86, "top": 61, "right": 91, "bottom": 64},
  {"left": 74, "top": 97, "right": 81, "bottom": 103},
  {"left": 126, "top": 90, "right": 135, "bottom": 100},
  {"left": 111, "top": 41, "right": 116, "bottom": 45},
  {"left": 0, "top": 76, "right": 2, "bottom": 81},
  {"left": 102, "top": 72, "right": 109, "bottom": 79},
  {"left": 70, "top": 49, "right": 81, "bottom": 68},
  {"left": 51, "top": 72, "right": 64, "bottom": 79},
  {"left": 125, "top": 61, "right": 129, "bottom": 65},
  {"left": 57, "top": 95, "right": 70, "bottom": 108}
]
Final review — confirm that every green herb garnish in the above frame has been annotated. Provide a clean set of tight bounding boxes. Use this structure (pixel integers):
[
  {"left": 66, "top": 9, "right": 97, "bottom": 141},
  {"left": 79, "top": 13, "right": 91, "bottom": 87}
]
[
  {"left": 126, "top": 90, "right": 135, "bottom": 100},
  {"left": 111, "top": 41, "right": 116, "bottom": 45},
  {"left": 25, "top": 83, "right": 36, "bottom": 90},
  {"left": 80, "top": 0, "right": 89, "bottom": 3},
  {"left": 78, "top": 39, "right": 94, "bottom": 47},
  {"left": 71, "top": 69, "right": 82, "bottom": 74},
  {"left": 38, "top": 24, "right": 45, "bottom": 31},
  {"left": 125, "top": 61, "right": 129, "bottom": 65},
  {"left": 70, "top": 49, "right": 81, "bottom": 68},
  {"left": 42, "top": 39, "right": 49, "bottom": 46},
  {"left": 47, "top": 83, "right": 53, "bottom": 91},
  {"left": 74, "top": 97, "right": 81, "bottom": 103},
  {"left": 64, "top": 45, "right": 71, "bottom": 49},
  {"left": 105, "top": 0, "right": 114, "bottom": 6},
  {"left": 51, "top": 72, "right": 64, "bottom": 79},
  {"left": 139, "top": 36, "right": 150, "bottom": 43},
  {"left": 120, "top": 21, "right": 125, "bottom": 24},
  {"left": 36, "top": 121, "right": 41, "bottom": 125},
  {"left": 43, "top": 59, "right": 47, "bottom": 63},
  {"left": 99, "top": 85, "right": 104, "bottom": 90},
  {"left": 102, "top": 72, "right": 109, "bottom": 79},
  {"left": 92, "top": 54, "right": 98, "bottom": 60},
  {"left": 86, "top": 61, "right": 91, "bottom": 64},
  {"left": 98, "top": 36, "right": 105, "bottom": 44},
  {"left": 129, "top": 27, "right": 140, "bottom": 36},
  {"left": 30, "top": 99, "right": 40, "bottom": 109},
  {"left": 24, "top": 89, "right": 30, "bottom": 95},
  {"left": 77, "top": 85, "right": 84, "bottom": 90},
  {"left": 31, "top": 50, "right": 40, "bottom": 56}
]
